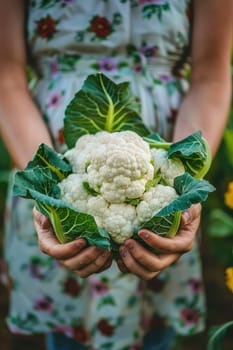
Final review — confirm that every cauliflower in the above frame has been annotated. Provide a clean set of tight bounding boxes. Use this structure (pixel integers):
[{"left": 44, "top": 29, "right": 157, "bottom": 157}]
[
  {"left": 136, "top": 184, "right": 178, "bottom": 223},
  {"left": 58, "top": 173, "right": 91, "bottom": 213},
  {"left": 102, "top": 204, "right": 139, "bottom": 244},
  {"left": 58, "top": 130, "right": 180, "bottom": 244},
  {"left": 14, "top": 73, "right": 214, "bottom": 248},
  {"left": 64, "top": 134, "right": 98, "bottom": 173},
  {"left": 150, "top": 148, "right": 185, "bottom": 186}
]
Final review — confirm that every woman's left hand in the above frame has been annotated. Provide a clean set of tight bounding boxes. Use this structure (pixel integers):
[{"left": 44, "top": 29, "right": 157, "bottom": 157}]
[{"left": 117, "top": 204, "right": 201, "bottom": 280}]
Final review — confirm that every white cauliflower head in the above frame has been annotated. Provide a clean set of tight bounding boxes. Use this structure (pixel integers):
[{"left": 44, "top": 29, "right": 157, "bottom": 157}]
[{"left": 59, "top": 131, "right": 184, "bottom": 244}]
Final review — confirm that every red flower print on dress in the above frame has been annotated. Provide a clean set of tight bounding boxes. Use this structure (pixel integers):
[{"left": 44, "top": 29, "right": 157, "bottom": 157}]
[
  {"left": 188, "top": 278, "right": 203, "bottom": 294},
  {"left": 63, "top": 277, "right": 81, "bottom": 297},
  {"left": 57, "top": 128, "right": 65, "bottom": 144},
  {"left": 89, "top": 16, "right": 112, "bottom": 38},
  {"left": 36, "top": 15, "right": 58, "bottom": 40},
  {"left": 34, "top": 295, "right": 54, "bottom": 312},
  {"left": 73, "top": 324, "right": 89, "bottom": 343},
  {"left": 180, "top": 307, "right": 200, "bottom": 326},
  {"left": 90, "top": 278, "right": 109, "bottom": 297},
  {"left": 97, "top": 319, "right": 115, "bottom": 336}
]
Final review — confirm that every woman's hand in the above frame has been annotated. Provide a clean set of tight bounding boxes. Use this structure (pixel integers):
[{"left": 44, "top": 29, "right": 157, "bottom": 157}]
[
  {"left": 117, "top": 204, "right": 201, "bottom": 280},
  {"left": 33, "top": 208, "right": 113, "bottom": 278}
]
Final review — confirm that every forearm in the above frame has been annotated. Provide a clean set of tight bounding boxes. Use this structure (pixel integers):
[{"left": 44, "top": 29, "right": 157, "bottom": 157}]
[
  {"left": 173, "top": 75, "right": 232, "bottom": 157},
  {"left": 0, "top": 81, "right": 53, "bottom": 169},
  {"left": 174, "top": 0, "right": 233, "bottom": 158}
]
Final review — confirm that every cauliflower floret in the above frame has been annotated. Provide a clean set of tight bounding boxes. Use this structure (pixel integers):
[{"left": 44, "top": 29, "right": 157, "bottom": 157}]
[
  {"left": 100, "top": 177, "right": 152, "bottom": 203},
  {"left": 86, "top": 196, "right": 108, "bottom": 227},
  {"left": 84, "top": 132, "right": 154, "bottom": 202},
  {"left": 95, "top": 131, "right": 119, "bottom": 144},
  {"left": 63, "top": 130, "right": 155, "bottom": 204},
  {"left": 64, "top": 135, "right": 97, "bottom": 174},
  {"left": 102, "top": 204, "right": 138, "bottom": 244},
  {"left": 89, "top": 142, "right": 151, "bottom": 181},
  {"left": 100, "top": 182, "right": 127, "bottom": 203},
  {"left": 75, "top": 134, "right": 98, "bottom": 150},
  {"left": 58, "top": 173, "right": 90, "bottom": 212},
  {"left": 151, "top": 148, "right": 185, "bottom": 186},
  {"left": 136, "top": 184, "right": 178, "bottom": 223},
  {"left": 150, "top": 148, "right": 167, "bottom": 173},
  {"left": 117, "top": 130, "right": 150, "bottom": 154},
  {"left": 162, "top": 158, "right": 185, "bottom": 186},
  {"left": 64, "top": 131, "right": 153, "bottom": 188}
]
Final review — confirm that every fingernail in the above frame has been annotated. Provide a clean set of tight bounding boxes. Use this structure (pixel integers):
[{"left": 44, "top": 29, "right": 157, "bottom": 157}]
[
  {"left": 138, "top": 230, "right": 149, "bottom": 240},
  {"left": 182, "top": 211, "right": 191, "bottom": 225},
  {"left": 39, "top": 215, "right": 48, "bottom": 229},
  {"left": 120, "top": 248, "right": 128, "bottom": 258},
  {"left": 39, "top": 214, "right": 44, "bottom": 225},
  {"left": 96, "top": 246, "right": 103, "bottom": 253},
  {"left": 126, "top": 243, "right": 134, "bottom": 250},
  {"left": 77, "top": 240, "right": 86, "bottom": 249},
  {"left": 102, "top": 250, "right": 110, "bottom": 257}
]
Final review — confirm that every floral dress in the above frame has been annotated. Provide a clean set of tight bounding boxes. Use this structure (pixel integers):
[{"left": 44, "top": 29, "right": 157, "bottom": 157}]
[{"left": 3, "top": 1, "right": 206, "bottom": 349}]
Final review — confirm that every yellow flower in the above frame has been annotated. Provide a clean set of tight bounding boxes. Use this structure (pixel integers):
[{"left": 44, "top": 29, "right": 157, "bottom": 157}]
[
  {"left": 225, "top": 267, "right": 233, "bottom": 293},
  {"left": 224, "top": 181, "right": 233, "bottom": 209}
]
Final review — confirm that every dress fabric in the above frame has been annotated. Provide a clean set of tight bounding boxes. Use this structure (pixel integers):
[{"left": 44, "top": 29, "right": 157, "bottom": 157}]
[{"left": 4, "top": 1, "right": 206, "bottom": 349}]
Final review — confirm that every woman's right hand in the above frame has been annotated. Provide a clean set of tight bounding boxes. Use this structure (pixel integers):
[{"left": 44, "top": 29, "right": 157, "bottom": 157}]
[{"left": 33, "top": 208, "right": 113, "bottom": 278}]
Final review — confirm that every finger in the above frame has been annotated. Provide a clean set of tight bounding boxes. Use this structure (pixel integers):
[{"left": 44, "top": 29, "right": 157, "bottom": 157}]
[
  {"left": 61, "top": 245, "right": 106, "bottom": 270},
  {"left": 96, "top": 256, "right": 113, "bottom": 274},
  {"left": 138, "top": 205, "right": 201, "bottom": 254},
  {"left": 74, "top": 249, "right": 112, "bottom": 278},
  {"left": 33, "top": 207, "right": 88, "bottom": 259},
  {"left": 33, "top": 208, "right": 87, "bottom": 259},
  {"left": 122, "top": 240, "right": 181, "bottom": 272},
  {"left": 33, "top": 207, "right": 52, "bottom": 232},
  {"left": 180, "top": 204, "right": 202, "bottom": 226},
  {"left": 117, "top": 259, "right": 130, "bottom": 274},
  {"left": 33, "top": 206, "right": 43, "bottom": 223},
  {"left": 137, "top": 229, "right": 195, "bottom": 254},
  {"left": 39, "top": 234, "right": 87, "bottom": 260},
  {"left": 119, "top": 246, "right": 160, "bottom": 280}
]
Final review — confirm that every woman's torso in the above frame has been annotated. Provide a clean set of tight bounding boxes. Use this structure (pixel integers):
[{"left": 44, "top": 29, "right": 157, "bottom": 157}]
[
  {"left": 27, "top": 0, "right": 192, "bottom": 146},
  {"left": 3, "top": 2, "right": 207, "bottom": 348}
]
